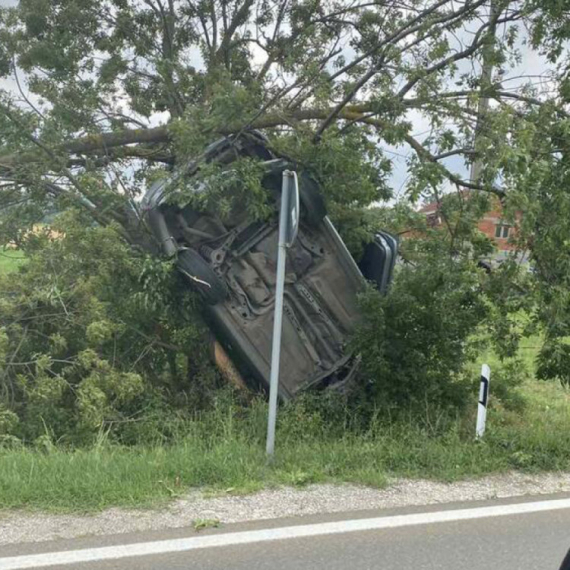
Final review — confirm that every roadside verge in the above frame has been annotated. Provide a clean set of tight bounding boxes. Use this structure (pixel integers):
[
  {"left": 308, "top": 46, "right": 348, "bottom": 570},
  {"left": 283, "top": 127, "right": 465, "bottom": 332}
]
[{"left": 2, "top": 471, "right": 570, "bottom": 546}]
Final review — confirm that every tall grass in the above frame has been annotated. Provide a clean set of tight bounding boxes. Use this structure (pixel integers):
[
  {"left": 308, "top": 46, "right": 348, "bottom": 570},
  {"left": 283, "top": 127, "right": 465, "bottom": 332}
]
[{"left": 1, "top": 380, "right": 569, "bottom": 512}]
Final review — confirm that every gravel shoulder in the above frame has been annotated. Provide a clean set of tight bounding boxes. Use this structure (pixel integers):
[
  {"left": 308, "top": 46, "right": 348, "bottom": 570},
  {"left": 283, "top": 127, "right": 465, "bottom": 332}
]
[{"left": 2, "top": 471, "right": 570, "bottom": 545}]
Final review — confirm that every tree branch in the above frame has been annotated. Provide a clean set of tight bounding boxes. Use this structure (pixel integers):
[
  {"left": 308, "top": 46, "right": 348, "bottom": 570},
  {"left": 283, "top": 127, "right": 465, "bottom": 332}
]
[
  {"left": 336, "top": 110, "right": 505, "bottom": 197},
  {"left": 0, "top": 103, "right": 507, "bottom": 201},
  {"left": 302, "top": 0, "right": 489, "bottom": 126},
  {"left": 0, "top": 126, "right": 171, "bottom": 168},
  {"left": 215, "top": 0, "right": 255, "bottom": 65}
]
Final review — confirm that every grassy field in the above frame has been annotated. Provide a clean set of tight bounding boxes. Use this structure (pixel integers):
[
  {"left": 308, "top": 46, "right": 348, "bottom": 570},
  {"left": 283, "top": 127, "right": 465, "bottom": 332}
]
[
  {"left": 0, "top": 378, "right": 568, "bottom": 513},
  {"left": 0, "top": 249, "right": 26, "bottom": 273}
]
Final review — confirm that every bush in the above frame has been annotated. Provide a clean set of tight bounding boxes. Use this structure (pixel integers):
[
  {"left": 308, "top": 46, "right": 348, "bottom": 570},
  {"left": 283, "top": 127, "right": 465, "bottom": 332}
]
[
  {"left": 352, "top": 241, "right": 488, "bottom": 414},
  {"left": 0, "top": 210, "right": 216, "bottom": 445}
]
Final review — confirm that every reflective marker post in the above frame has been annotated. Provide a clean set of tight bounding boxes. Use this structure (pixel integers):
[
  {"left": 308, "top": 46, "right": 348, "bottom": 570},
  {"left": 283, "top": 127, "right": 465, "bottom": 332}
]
[
  {"left": 476, "top": 364, "right": 491, "bottom": 439},
  {"left": 266, "top": 170, "right": 299, "bottom": 458}
]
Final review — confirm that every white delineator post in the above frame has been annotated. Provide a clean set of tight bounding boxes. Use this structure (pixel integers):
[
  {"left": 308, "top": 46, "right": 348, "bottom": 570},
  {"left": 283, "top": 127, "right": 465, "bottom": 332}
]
[
  {"left": 476, "top": 364, "right": 491, "bottom": 439},
  {"left": 266, "top": 171, "right": 298, "bottom": 457}
]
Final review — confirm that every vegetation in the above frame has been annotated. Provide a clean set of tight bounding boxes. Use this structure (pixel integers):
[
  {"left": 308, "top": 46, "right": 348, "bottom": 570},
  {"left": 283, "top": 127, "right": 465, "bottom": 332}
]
[
  {"left": 0, "top": 249, "right": 25, "bottom": 273},
  {"left": 0, "top": 378, "right": 569, "bottom": 512},
  {"left": 1, "top": 0, "right": 570, "bottom": 511},
  {"left": 0, "top": 209, "right": 521, "bottom": 445},
  {"left": 0, "top": 212, "right": 217, "bottom": 446},
  {"left": 353, "top": 237, "right": 488, "bottom": 411}
]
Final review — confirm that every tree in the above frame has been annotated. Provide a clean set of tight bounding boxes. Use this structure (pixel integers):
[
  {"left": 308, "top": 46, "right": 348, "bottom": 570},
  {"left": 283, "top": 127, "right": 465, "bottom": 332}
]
[
  {"left": 1, "top": 0, "right": 568, "bottom": 240},
  {"left": 2, "top": 0, "right": 570, "bottom": 395}
]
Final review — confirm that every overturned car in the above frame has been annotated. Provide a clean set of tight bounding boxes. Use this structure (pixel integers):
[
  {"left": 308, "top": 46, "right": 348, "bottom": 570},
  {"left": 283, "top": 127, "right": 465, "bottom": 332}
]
[{"left": 142, "top": 133, "right": 397, "bottom": 399}]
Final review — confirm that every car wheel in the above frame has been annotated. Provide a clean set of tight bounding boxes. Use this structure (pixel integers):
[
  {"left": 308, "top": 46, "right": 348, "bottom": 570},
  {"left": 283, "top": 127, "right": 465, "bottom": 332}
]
[{"left": 177, "top": 249, "right": 228, "bottom": 305}]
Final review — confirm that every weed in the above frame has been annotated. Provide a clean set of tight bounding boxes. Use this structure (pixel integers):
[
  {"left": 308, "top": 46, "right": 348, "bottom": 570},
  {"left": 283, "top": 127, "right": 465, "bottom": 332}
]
[{"left": 193, "top": 518, "right": 221, "bottom": 531}]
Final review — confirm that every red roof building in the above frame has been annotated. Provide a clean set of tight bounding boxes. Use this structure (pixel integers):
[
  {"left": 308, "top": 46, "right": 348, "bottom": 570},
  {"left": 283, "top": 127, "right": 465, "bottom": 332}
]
[{"left": 418, "top": 193, "right": 518, "bottom": 252}]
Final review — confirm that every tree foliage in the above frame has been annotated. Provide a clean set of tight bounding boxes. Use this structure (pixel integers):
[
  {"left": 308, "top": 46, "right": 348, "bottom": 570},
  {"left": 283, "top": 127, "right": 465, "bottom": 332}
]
[
  {"left": 0, "top": 211, "right": 215, "bottom": 444},
  {"left": 1, "top": 0, "right": 570, "bottom": 429},
  {"left": 3, "top": 0, "right": 567, "bottom": 236}
]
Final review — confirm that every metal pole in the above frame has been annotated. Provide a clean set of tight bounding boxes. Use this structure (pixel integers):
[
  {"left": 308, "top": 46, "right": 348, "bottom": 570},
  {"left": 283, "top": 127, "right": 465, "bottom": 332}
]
[
  {"left": 476, "top": 364, "right": 491, "bottom": 439},
  {"left": 470, "top": 0, "right": 498, "bottom": 184},
  {"left": 266, "top": 172, "right": 292, "bottom": 457}
]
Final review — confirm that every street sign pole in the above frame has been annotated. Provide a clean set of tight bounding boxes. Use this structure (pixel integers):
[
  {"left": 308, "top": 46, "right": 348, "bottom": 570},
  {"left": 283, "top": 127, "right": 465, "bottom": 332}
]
[{"left": 266, "top": 170, "right": 299, "bottom": 457}]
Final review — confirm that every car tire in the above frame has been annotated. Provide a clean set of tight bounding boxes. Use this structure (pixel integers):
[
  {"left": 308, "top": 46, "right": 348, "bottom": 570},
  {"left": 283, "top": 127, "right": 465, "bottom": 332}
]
[{"left": 177, "top": 249, "right": 228, "bottom": 305}]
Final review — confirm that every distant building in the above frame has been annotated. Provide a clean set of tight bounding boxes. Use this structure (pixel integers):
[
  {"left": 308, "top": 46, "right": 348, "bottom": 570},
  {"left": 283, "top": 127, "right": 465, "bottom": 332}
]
[{"left": 418, "top": 193, "right": 519, "bottom": 253}]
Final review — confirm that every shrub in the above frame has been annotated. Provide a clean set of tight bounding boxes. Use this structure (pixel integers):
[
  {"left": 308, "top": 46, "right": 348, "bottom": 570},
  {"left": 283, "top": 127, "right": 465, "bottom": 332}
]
[
  {"left": 353, "top": 243, "right": 488, "bottom": 414},
  {"left": 0, "top": 210, "right": 215, "bottom": 444}
]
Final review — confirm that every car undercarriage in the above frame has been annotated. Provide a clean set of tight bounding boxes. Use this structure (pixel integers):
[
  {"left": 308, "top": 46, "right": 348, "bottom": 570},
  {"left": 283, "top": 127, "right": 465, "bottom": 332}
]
[{"left": 143, "top": 132, "right": 397, "bottom": 399}]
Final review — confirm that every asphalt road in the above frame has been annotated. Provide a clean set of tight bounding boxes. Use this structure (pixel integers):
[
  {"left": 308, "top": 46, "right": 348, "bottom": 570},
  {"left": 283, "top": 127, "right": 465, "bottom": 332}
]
[{"left": 1, "top": 495, "right": 570, "bottom": 570}]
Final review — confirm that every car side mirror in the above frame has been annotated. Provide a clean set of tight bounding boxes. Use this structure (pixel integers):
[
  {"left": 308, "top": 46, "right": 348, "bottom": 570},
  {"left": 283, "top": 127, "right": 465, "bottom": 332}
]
[{"left": 358, "top": 232, "right": 398, "bottom": 294}]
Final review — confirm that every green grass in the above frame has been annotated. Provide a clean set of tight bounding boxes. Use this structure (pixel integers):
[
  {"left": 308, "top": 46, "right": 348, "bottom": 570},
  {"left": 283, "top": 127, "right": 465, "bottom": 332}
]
[
  {"left": 0, "top": 296, "right": 566, "bottom": 513},
  {"left": 0, "top": 249, "right": 27, "bottom": 273},
  {"left": 0, "top": 379, "right": 569, "bottom": 513}
]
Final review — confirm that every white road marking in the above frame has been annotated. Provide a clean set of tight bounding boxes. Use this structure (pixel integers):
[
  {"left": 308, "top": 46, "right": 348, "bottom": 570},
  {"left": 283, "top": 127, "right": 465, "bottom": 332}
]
[{"left": 2, "top": 497, "right": 570, "bottom": 569}]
